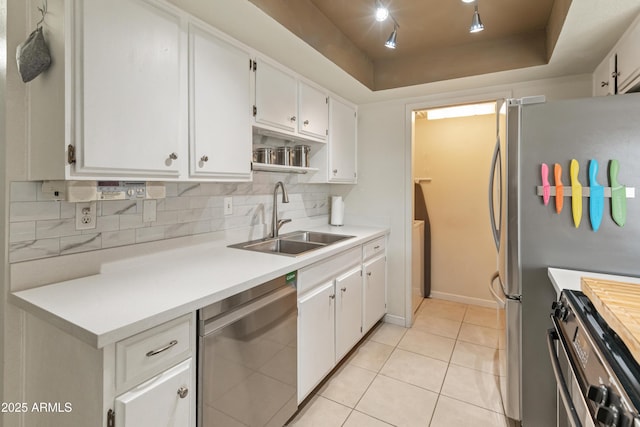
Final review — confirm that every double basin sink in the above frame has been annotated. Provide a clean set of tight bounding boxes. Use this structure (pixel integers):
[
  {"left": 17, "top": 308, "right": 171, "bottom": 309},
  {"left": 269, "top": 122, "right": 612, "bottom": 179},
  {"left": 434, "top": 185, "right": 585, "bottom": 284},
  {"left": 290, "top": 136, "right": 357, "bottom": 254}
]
[{"left": 229, "top": 230, "right": 354, "bottom": 256}]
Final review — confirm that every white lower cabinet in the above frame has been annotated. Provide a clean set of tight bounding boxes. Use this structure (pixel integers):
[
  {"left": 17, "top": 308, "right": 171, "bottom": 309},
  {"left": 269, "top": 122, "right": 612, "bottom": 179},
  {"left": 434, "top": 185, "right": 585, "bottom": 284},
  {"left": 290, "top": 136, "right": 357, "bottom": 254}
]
[
  {"left": 298, "top": 281, "right": 336, "bottom": 402},
  {"left": 21, "top": 312, "right": 195, "bottom": 427},
  {"left": 297, "top": 238, "right": 387, "bottom": 403},
  {"left": 335, "top": 267, "right": 364, "bottom": 361},
  {"left": 363, "top": 254, "right": 387, "bottom": 333},
  {"left": 115, "top": 358, "right": 192, "bottom": 427}
]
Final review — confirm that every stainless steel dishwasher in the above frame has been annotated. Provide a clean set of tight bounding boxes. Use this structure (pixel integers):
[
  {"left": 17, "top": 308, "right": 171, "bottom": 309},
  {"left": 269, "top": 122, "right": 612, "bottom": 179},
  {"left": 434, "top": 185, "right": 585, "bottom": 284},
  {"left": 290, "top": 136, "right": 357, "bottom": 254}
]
[{"left": 198, "top": 273, "right": 298, "bottom": 427}]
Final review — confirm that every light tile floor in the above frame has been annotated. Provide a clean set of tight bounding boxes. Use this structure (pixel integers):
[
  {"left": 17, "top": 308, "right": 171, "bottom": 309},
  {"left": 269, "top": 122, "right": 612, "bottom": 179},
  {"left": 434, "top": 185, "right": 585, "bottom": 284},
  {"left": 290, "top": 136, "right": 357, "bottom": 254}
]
[{"left": 289, "top": 298, "right": 512, "bottom": 427}]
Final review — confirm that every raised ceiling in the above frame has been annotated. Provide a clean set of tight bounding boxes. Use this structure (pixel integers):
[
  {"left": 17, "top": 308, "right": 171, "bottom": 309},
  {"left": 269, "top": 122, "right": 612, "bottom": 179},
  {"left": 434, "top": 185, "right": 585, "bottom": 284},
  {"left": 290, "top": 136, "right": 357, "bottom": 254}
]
[{"left": 248, "top": 0, "right": 567, "bottom": 90}]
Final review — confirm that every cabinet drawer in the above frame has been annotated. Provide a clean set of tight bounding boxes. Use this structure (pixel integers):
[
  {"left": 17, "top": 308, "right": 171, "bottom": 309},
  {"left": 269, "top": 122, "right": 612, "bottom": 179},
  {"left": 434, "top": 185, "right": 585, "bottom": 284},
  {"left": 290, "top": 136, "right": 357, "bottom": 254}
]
[
  {"left": 363, "top": 237, "right": 386, "bottom": 260},
  {"left": 116, "top": 314, "right": 194, "bottom": 390},
  {"left": 298, "top": 246, "right": 361, "bottom": 294}
]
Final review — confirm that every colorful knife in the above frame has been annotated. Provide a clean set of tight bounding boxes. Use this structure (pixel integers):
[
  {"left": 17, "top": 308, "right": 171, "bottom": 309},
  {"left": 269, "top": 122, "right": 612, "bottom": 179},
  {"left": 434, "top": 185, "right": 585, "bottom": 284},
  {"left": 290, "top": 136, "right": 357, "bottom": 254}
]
[
  {"left": 589, "top": 159, "right": 604, "bottom": 232},
  {"left": 570, "top": 159, "right": 582, "bottom": 228},
  {"left": 541, "top": 163, "right": 550, "bottom": 205},
  {"left": 554, "top": 163, "right": 564, "bottom": 214},
  {"left": 610, "top": 159, "right": 627, "bottom": 227}
]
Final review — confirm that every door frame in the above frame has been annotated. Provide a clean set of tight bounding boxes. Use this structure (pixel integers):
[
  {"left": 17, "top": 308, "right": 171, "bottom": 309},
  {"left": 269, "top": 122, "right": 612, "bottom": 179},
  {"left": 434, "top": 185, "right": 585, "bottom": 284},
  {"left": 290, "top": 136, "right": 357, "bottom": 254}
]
[{"left": 403, "top": 89, "right": 511, "bottom": 326}]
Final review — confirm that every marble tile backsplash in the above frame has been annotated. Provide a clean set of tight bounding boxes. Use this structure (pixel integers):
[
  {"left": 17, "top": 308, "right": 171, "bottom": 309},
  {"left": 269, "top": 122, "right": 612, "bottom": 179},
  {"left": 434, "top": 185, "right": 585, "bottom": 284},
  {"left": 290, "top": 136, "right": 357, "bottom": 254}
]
[{"left": 9, "top": 174, "right": 331, "bottom": 263}]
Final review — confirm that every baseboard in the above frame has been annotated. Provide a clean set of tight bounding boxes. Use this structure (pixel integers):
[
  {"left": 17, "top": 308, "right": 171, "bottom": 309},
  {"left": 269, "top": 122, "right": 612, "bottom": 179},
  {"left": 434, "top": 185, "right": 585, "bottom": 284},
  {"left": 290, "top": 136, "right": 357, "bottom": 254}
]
[
  {"left": 383, "top": 313, "right": 406, "bottom": 327},
  {"left": 428, "top": 291, "right": 498, "bottom": 309}
]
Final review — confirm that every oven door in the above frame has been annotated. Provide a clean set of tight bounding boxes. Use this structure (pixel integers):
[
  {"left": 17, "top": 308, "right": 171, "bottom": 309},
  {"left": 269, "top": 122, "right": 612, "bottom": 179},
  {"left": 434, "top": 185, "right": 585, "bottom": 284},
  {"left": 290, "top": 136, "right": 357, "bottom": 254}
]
[{"left": 547, "top": 327, "right": 595, "bottom": 427}]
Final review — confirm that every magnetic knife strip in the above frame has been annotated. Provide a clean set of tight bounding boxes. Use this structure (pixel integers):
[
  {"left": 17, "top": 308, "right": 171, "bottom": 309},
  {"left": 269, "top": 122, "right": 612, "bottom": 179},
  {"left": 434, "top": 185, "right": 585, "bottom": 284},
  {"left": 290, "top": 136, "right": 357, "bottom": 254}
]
[{"left": 535, "top": 186, "right": 636, "bottom": 198}]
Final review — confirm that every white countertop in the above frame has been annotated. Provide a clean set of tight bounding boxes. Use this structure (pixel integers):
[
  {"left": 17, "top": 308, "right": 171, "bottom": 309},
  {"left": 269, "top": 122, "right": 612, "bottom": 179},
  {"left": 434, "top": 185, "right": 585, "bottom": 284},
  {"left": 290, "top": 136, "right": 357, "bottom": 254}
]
[
  {"left": 548, "top": 267, "right": 640, "bottom": 295},
  {"left": 10, "top": 224, "right": 388, "bottom": 349}
]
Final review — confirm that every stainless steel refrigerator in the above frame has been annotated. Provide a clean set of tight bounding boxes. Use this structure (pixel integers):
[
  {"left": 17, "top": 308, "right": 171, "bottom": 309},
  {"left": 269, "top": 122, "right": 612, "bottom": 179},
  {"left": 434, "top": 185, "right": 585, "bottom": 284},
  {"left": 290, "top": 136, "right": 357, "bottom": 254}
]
[{"left": 488, "top": 93, "right": 640, "bottom": 426}]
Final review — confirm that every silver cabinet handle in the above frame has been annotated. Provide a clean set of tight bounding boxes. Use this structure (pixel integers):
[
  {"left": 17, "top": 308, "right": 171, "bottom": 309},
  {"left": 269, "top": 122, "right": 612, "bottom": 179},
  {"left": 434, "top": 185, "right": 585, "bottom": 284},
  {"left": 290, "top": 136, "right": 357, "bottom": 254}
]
[
  {"left": 333, "top": 169, "right": 338, "bottom": 174},
  {"left": 177, "top": 386, "right": 189, "bottom": 399},
  {"left": 303, "top": 120, "right": 309, "bottom": 126},
  {"left": 290, "top": 116, "right": 296, "bottom": 122},
  {"left": 169, "top": 152, "right": 178, "bottom": 160},
  {"left": 201, "top": 155, "right": 209, "bottom": 162},
  {"left": 145, "top": 339, "right": 178, "bottom": 357},
  {"left": 341, "top": 287, "right": 347, "bottom": 292}
]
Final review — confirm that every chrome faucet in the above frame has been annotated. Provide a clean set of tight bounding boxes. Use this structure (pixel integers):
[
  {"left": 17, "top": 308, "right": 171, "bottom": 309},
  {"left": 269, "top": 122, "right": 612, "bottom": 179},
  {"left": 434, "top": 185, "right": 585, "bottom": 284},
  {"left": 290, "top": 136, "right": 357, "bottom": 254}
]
[{"left": 271, "top": 181, "right": 291, "bottom": 237}]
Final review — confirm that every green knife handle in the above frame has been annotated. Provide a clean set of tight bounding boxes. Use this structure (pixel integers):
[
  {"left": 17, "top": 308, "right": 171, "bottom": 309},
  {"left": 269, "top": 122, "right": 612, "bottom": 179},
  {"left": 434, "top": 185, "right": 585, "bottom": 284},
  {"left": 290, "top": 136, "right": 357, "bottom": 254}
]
[{"left": 610, "top": 159, "right": 620, "bottom": 188}]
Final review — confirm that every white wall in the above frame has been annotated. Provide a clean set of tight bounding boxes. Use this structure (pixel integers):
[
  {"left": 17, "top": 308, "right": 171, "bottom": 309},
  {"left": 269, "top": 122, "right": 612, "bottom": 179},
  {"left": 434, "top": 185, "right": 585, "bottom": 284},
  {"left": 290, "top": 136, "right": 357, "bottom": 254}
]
[
  {"left": 414, "top": 113, "right": 497, "bottom": 304},
  {"left": 350, "top": 75, "right": 593, "bottom": 326}
]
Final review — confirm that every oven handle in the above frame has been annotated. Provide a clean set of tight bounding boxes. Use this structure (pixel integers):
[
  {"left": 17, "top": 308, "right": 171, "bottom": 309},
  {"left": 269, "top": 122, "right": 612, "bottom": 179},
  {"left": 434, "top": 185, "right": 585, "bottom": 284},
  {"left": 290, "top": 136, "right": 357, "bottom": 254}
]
[{"left": 547, "top": 327, "right": 583, "bottom": 427}]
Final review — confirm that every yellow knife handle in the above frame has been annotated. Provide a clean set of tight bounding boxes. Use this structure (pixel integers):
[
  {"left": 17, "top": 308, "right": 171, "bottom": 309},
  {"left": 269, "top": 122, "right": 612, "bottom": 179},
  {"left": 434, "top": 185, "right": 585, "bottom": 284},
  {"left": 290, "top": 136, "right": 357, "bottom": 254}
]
[{"left": 570, "top": 159, "right": 582, "bottom": 228}]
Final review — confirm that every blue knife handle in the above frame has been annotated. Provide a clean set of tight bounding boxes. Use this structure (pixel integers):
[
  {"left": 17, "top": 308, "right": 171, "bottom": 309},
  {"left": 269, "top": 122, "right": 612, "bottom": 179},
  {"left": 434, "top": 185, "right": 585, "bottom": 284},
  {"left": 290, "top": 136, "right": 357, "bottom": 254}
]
[{"left": 589, "top": 159, "right": 604, "bottom": 231}]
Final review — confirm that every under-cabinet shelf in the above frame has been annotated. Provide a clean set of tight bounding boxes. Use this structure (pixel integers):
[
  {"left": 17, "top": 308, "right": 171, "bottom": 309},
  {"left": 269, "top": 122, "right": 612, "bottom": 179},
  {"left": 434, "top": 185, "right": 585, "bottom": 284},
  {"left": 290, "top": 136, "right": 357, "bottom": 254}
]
[{"left": 251, "top": 163, "right": 318, "bottom": 174}]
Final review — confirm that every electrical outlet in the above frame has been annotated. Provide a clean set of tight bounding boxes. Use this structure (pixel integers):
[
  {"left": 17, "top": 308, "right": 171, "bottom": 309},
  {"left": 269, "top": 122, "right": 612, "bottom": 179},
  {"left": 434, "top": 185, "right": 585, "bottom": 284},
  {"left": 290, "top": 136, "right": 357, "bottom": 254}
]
[
  {"left": 224, "top": 197, "right": 233, "bottom": 216},
  {"left": 75, "top": 202, "right": 97, "bottom": 230}
]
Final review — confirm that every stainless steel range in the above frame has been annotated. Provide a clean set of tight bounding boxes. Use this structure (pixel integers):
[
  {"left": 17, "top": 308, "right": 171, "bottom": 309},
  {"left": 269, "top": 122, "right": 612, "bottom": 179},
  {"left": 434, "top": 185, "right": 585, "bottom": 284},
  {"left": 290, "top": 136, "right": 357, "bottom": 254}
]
[{"left": 549, "top": 290, "right": 640, "bottom": 427}]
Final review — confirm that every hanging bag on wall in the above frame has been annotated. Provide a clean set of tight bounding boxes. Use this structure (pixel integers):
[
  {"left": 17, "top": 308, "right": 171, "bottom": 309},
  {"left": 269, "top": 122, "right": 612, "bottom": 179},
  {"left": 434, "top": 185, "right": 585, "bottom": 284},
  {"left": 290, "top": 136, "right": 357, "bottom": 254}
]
[
  {"left": 16, "top": 1, "right": 52, "bottom": 83},
  {"left": 16, "top": 26, "right": 51, "bottom": 83}
]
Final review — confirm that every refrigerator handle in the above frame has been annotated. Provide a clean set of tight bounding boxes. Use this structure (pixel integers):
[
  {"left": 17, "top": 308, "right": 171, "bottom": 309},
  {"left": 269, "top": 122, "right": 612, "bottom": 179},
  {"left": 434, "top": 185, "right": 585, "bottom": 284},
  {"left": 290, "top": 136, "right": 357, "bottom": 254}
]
[
  {"left": 489, "top": 271, "right": 506, "bottom": 308},
  {"left": 488, "top": 139, "right": 502, "bottom": 250}
]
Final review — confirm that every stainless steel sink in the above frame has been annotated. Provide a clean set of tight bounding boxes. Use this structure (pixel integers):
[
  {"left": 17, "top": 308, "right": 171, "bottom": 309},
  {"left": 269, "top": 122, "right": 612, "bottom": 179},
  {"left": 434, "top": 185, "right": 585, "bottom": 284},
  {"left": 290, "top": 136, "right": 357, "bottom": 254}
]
[
  {"left": 228, "top": 230, "right": 354, "bottom": 256},
  {"left": 280, "top": 231, "right": 353, "bottom": 245}
]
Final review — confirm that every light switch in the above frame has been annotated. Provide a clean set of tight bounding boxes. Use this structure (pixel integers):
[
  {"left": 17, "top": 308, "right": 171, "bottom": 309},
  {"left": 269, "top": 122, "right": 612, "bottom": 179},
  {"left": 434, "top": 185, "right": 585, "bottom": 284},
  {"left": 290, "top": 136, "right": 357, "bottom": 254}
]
[
  {"left": 224, "top": 197, "right": 233, "bottom": 216},
  {"left": 143, "top": 200, "right": 157, "bottom": 222}
]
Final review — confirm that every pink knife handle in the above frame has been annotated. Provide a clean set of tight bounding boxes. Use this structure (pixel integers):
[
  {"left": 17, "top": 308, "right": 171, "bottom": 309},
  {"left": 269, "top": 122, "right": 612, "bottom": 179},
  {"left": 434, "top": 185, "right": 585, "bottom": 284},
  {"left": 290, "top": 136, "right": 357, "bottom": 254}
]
[{"left": 541, "top": 163, "right": 550, "bottom": 205}]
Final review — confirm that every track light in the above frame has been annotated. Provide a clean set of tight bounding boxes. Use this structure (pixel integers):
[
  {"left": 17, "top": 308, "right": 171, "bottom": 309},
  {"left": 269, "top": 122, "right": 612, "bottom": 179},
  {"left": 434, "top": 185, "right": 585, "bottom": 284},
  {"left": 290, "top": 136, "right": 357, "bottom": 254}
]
[
  {"left": 469, "top": 4, "right": 484, "bottom": 33},
  {"left": 375, "top": 2, "right": 389, "bottom": 22},
  {"left": 385, "top": 25, "right": 398, "bottom": 49}
]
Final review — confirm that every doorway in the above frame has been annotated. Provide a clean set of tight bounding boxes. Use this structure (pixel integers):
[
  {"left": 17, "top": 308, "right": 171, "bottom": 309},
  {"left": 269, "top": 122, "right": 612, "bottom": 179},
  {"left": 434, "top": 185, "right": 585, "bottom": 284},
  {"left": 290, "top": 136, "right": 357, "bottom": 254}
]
[{"left": 407, "top": 96, "right": 507, "bottom": 325}]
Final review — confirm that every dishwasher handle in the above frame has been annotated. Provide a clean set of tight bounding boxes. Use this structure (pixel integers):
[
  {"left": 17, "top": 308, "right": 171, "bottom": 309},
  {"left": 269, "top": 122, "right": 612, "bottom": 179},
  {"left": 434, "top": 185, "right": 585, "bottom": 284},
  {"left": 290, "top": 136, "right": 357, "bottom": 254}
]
[
  {"left": 547, "top": 327, "right": 583, "bottom": 427},
  {"left": 201, "top": 285, "right": 296, "bottom": 337}
]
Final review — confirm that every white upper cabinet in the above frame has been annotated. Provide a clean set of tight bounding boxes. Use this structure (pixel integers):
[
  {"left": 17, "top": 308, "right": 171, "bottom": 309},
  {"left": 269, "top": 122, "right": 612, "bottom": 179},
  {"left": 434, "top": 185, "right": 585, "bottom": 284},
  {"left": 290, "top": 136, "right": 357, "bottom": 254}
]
[
  {"left": 253, "top": 58, "right": 329, "bottom": 144},
  {"left": 593, "top": 13, "right": 640, "bottom": 96},
  {"left": 297, "top": 82, "right": 328, "bottom": 140},
  {"left": 593, "top": 54, "right": 615, "bottom": 96},
  {"left": 188, "top": 21, "right": 252, "bottom": 180},
  {"left": 616, "top": 16, "right": 640, "bottom": 93},
  {"left": 254, "top": 59, "right": 298, "bottom": 132},
  {"left": 328, "top": 97, "right": 357, "bottom": 183},
  {"left": 73, "top": 0, "right": 188, "bottom": 179}
]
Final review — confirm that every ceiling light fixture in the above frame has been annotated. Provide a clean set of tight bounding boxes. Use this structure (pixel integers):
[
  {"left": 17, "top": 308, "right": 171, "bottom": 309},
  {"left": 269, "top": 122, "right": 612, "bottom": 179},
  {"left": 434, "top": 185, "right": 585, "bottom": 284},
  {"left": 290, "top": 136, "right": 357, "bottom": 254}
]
[
  {"left": 385, "top": 24, "right": 398, "bottom": 49},
  {"left": 375, "top": 1, "right": 389, "bottom": 21},
  {"left": 461, "top": 0, "right": 475, "bottom": 3},
  {"left": 469, "top": 4, "right": 485, "bottom": 33}
]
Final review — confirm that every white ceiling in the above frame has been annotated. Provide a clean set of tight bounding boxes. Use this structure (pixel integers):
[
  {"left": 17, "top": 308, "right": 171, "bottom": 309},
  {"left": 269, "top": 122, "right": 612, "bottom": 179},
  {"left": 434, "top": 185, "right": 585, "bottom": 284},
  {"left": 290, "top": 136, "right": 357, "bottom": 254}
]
[{"left": 171, "top": 0, "right": 640, "bottom": 104}]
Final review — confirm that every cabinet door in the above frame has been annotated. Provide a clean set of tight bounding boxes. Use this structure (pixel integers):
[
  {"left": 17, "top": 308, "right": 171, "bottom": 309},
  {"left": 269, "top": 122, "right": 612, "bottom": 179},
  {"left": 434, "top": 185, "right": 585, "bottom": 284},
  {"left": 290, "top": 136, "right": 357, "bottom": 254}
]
[
  {"left": 254, "top": 59, "right": 297, "bottom": 132},
  {"left": 593, "top": 54, "right": 615, "bottom": 96},
  {"left": 328, "top": 97, "right": 357, "bottom": 183},
  {"left": 77, "top": 0, "right": 187, "bottom": 178},
  {"left": 189, "top": 22, "right": 252, "bottom": 180},
  {"left": 335, "top": 267, "right": 363, "bottom": 360},
  {"left": 298, "top": 82, "right": 328, "bottom": 140},
  {"left": 298, "top": 281, "right": 335, "bottom": 402},
  {"left": 115, "top": 358, "right": 193, "bottom": 427},
  {"left": 363, "top": 255, "right": 387, "bottom": 333},
  {"left": 617, "top": 17, "right": 640, "bottom": 93}
]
